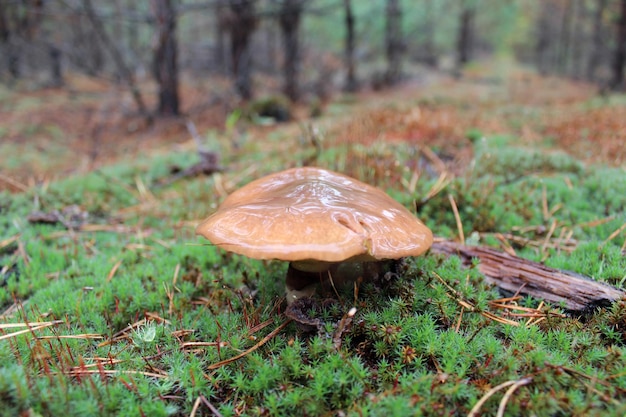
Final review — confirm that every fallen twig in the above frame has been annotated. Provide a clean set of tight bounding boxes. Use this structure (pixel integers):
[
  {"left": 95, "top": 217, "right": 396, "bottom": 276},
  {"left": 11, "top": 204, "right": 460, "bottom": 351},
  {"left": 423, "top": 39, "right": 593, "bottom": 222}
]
[{"left": 430, "top": 239, "right": 625, "bottom": 312}]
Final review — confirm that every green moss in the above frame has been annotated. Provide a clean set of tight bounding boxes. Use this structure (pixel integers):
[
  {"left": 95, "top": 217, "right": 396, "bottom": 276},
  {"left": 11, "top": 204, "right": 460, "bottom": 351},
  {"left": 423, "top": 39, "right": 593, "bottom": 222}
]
[{"left": 1, "top": 93, "right": 626, "bottom": 416}]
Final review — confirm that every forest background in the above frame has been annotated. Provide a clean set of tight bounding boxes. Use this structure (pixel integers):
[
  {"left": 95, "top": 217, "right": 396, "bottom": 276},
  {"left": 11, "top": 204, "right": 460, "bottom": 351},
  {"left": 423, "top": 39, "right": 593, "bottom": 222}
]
[{"left": 1, "top": 1, "right": 626, "bottom": 416}]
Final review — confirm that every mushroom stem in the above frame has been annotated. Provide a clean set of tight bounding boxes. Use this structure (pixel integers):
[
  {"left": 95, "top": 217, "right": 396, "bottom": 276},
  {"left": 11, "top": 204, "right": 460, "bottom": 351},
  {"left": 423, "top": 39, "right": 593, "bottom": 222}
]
[
  {"left": 284, "top": 260, "right": 397, "bottom": 304},
  {"left": 286, "top": 264, "right": 325, "bottom": 291},
  {"left": 285, "top": 263, "right": 326, "bottom": 304}
]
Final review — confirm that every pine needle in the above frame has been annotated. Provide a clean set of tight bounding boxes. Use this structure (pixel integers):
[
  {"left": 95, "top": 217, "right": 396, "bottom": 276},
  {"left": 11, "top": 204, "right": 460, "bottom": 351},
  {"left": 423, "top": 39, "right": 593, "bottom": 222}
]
[
  {"left": 496, "top": 377, "right": 533, "bottom": 417},
  {"left": 0, "top": 234, "right": 20, "bottom": 250},
  {"left": 467, "top": 377, "right": 532, "bottom": 417},
  {"left": 63, "top": 369, "right": 168, "bottom": 379},
  {"left": 432, "top": 273, "right": 519, "bottom": 327},
  {"left": 207, "top": 318, "right": 291, "bottom": 370},
  {"left": 0, "top": 320, "right": 64, "bottom": 341}
]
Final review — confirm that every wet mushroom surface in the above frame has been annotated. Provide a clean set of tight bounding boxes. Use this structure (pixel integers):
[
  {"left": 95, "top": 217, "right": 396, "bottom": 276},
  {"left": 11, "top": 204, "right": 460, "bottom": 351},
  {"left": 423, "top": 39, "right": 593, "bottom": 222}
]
[{"left": 196, "top": 167, "right": 433, "bottom": 304}]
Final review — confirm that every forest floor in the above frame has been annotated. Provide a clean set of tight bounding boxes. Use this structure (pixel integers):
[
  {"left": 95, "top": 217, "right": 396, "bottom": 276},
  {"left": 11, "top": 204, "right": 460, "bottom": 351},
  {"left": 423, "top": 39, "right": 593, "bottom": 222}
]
[
  {"left": 1, "top": 61, "right": 624, "bottom": 191},
  {"left": 1, "top": 62, "right": 626, "bottom": 416}
]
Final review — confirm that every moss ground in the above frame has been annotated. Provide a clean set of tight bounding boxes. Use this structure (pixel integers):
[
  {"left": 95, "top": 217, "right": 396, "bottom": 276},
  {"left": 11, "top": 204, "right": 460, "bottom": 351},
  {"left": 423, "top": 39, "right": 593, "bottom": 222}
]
[{"left": 1, "top": 68, "right": 625, "bottom": 416}]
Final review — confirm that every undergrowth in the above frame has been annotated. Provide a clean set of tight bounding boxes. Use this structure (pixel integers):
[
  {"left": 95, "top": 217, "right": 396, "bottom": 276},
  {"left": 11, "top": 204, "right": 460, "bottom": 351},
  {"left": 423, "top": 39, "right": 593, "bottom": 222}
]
[{"left": 1, "top": 106, "right": 625, "bottom": 416}]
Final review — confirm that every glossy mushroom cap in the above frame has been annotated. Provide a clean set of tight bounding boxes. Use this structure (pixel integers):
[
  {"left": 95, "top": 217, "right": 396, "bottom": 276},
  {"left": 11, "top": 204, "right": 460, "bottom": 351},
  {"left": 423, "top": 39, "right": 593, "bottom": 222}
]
[{"left": 196, "top": 167, "right": 433, "bottom": 265}]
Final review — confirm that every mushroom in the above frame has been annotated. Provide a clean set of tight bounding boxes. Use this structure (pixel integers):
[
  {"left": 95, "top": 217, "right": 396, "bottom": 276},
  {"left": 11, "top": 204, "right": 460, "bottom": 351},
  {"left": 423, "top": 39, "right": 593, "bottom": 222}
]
[{"left": 196, "top": 167, "right": 433, "bottom": 303}]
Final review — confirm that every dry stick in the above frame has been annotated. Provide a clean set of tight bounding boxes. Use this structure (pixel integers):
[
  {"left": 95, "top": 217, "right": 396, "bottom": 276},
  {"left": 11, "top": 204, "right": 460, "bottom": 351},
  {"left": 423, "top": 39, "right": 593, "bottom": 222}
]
[
  {"left": 0, "top": 174, "right": 28, "bottom": 192},
  {"left": 421, "top": 146, "right": 448, "bottom": 173},
  {"left": 577, "top": 215, "right": 615, "bottom": 228},
  {"left": 467, "top": 380, "right": 518, "bottom": 417},
  {"left": 430, "top": 239, "right": 626, "bottom": 312},
  {"left": 165, "top": 264, "right": 181, "bottom": 316},
  {"left": 489, "top": 299, "right": 565, "bottom": 322},
  {"left": 189, "top": 397, "right": 202, "bottom": 417},
  {"left": 604, "top": 222, "right": 626, "bottom": 244},
  {"left": 199, "top": 395, "right": 223, "bottom": 417},
  {"left": 332, "top": 307, "right": 357, "bottom": 350},
  {"left": 496, "top": 377, "right": 533, "bottom": 417},
  {"left": 106, "top": 259, "right": 123, "bottom": 282},
  {"left": 0, "top": 321, "right": 64, "bottom": 330},
  {"left": 494, "top": 232, "right": 517, "bottom": 256},
  {"left": 207, "top": 319, "right": 292, "bottom": 370},
  {"left": 181, "top": 341, "right": 228, "bottom": 349},
  {"left": 540, "top": 220, "right": 557, "bottom": 259},
  {"left": 553, "top": 363, "right": 626, "bottom": 395},
  {"left": 186, "top": 119, "right": 204, "bottom": 151},
  {"left": 326, "top": 270, "right": 341, "bottom": 301},
  {"left": 432, "top": 273, "right": 518, "bottom": 327},
  {"left": 135, "top": 176, "right": 156, "bottom": 202},
  {"left": 0, "top": 321, "right": 64, "bottom": 341},
  {"left": 37, "top": 334, "right": 103, "bottom": 340},
  {"left": 64, "top": 369, "right": 167, "bottom": 379},
  {"left": 17, "top": 240, "right": 29, "bottom": 268},
  {"left": 416, "top": 172, "right": 450, "bottom": 210},
  {"left": 448, "top": 194, "right": 465, "bottom": 243},
  {"left": 0, "top": 234, "right": 20, "bottom": 250},
  {"left": 0, "top": 303, "right": 20, "bottom": 319}
]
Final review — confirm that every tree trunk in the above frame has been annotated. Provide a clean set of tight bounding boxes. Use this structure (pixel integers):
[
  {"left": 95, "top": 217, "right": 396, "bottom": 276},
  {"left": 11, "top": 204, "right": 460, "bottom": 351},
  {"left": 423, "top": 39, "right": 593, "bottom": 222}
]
[
  {"left": 456, "top": 2, "right": 474, "bottom": 73},
  {"left": 384, "top": 0, "right": 402, "bottom": 85},
  {"left": 422, "top": 0, "right": 437, "bottom": 67},
  {"left": 126, "top": 0, "right": 141, "bottom": 72},
  {"left": 279, "top": 0, "right": 303, "bottom": 101},
  {"left": 48, "top": 43, "right": 63, "bottom": 87},
  {"left": 343, "top": 0, "right": 357, "bottom": 92},
  {"left": 229, "top": 0, "right": 257, "bottom": 100},
  {"left": 82, "top": 0, "right": 151, "bottom": 123},
  {"left": 215, "top": 4, "right": 230, "bottom": 74},
  {"left": 569, "top": 0, "right": 584, "bottom": 78},
  {"left": 611, "top": 0, "right": 626, "bottom": 89},
  {"left": 587, "top": 0, "right": 607, "bottom": 81},
  {"left": 535, "top": 1, "right": 553, "bottom": 75},
  {"left": 152, "top": 0, "right": 180, "bottom": 116},
  {"left": 0, "top": 2, "right": 19, "bottom": 79},
  {"left": 558, "top": 0, "right": 573, "bottom": 74}
]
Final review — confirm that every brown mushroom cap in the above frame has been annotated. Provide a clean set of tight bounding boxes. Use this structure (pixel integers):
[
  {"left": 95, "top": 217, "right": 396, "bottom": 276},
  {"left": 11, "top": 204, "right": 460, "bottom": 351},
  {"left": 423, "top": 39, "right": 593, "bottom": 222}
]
[{"left": 196, "top": 167, "right": 433, "bottom": 265}]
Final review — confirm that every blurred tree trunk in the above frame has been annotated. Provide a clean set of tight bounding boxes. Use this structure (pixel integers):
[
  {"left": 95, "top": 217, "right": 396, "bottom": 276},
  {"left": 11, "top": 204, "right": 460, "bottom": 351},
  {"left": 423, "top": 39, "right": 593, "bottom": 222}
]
[
  {"left": 384, "top": 0, "right": 402, "bottom": 85},
  {"left": 263, "top": 17, "right": 280, "bottom": 74},
  {"left": 228, "top": 0, "right": 257, "bottom": 100},
  {"left": 535, "top": 1, "right": 553, "bottom": 75},
  {"left": 422, "top": 0, "right": 437, "bottom": 67},
  {"left": 152, "top": 0, "right": 180, "bottom": 116},
  {"left": 214, "top": 3, "right": 230, "bottom": 74},
  {"left": 611, "top": 0, "right": 626, "bottom": 89},
  {"left": 83, "top": 0, "right": 151, "bottom": 123},
  {"left": 126, "top": 0, "right": 141, "bottom": 71},
  {"left": 47, "top": 43, "right": 63, "bottom": 87},
  {"left": 0, "top": 0, "right": 44, "bottom": 80},
  {"left": 69, "top": 13, "right": 104, "bottom": 77},
  {"left": 0, "top": 2, "right": 19, "bottom": 79},
  {"left": 279, "top": 0, "right": 303, "bottom": 101},
  {"left": 558, "top": 0, "right": 573, "bottom": 74},
  {"left": 587, "top": 0, "right": 607, "bottom": 81},
  {"left": 569, "top": 0, "right": 584, "bottom": 78},
  {"left": 456, "top": 1, "right": 474, "bottom": 74},
  {"left": 343, "top": 0, "right": 357, "bottom": 92}
]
